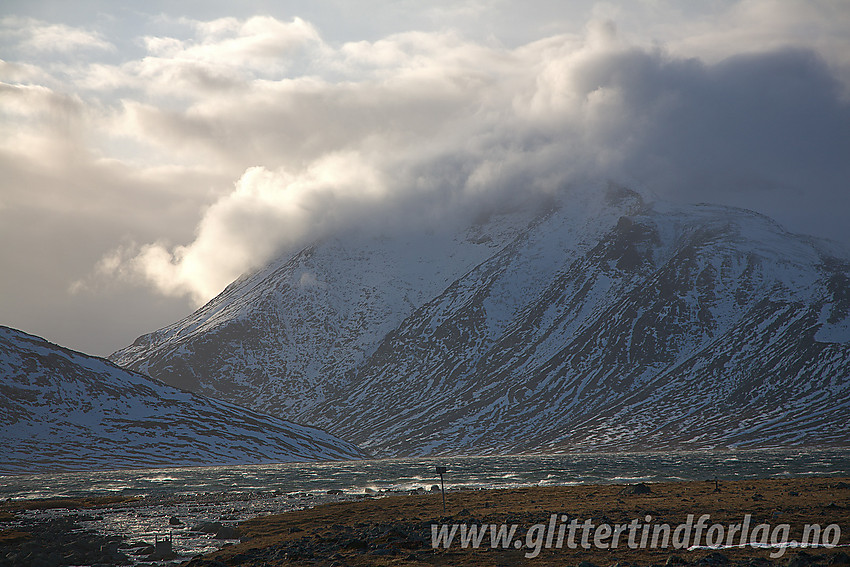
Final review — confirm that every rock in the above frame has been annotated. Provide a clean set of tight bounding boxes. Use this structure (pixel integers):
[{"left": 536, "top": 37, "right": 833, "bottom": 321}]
[
  {"left": 169, "top": 516, "right": 182, "bottom": 525},
  {"left": 620, "top": 483, "right": 652, "bottom": 495},
  {"left": 132, "top": 545, "right": 155, "bottom": 556},
  {"left": 698, "top": 552, "right": 730, "bottom": 566},
  {"left": 327, "top": 489, "right": 344, "bottom": 495},
  {"left": 191, "top": 521, "right": 223, "bottom": 534},
  {"left": 787, "top": 551, "right": 814, "bottom": 567},
  {"left": 214, "top": 526, "right": 239, "bottom": 539},
  {"left": 343, "top": 538, "right": 368, "bottom": 551},
  {"left": 430, "top": 485, "right": 441, "bottom": 492},
  {"left": 185, "top": 560, "right": 228, "bottom": 567}
]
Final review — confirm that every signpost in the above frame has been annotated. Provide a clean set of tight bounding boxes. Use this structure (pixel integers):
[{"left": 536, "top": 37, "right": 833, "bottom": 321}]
[{"left": 436, "top": 466, "right": 447, "bottom": 514}]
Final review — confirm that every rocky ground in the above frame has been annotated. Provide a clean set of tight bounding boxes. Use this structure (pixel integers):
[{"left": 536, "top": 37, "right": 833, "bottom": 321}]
[
  {"left": 2, "top": 477, "right": 849, "bottom": 567},
  {"left": 188, "top": 476, "right": 850, "bottom": 566},
  {"left": 0, "top": 495, "right": 235, "bottom": 567},
  {"left": 0, "top": 512, "right": 158, "bottom": 567}
]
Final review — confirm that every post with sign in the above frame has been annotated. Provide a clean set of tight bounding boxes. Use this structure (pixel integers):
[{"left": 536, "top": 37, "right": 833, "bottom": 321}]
[{"left": 435, "top": 466, "right": 447, "bottom": 514}]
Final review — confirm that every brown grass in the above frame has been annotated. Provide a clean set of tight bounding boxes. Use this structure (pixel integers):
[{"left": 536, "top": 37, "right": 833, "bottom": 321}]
[
  {"left": 201, "top": 476, "right": 850, "bottom": 566},
  {"left": 0, "top": 529, "right": 31, "bottom": 545},
  {"left": 0, "top": 494, "right": 140, "bottom": 513}
]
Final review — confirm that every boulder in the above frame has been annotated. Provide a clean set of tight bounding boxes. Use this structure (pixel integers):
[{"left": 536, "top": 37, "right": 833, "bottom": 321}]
[
  {"left": 619, "top": 483, "right": 652, "bottom": 495},
  {"left": 191, "top": 521, "right": 223, "bottom": 534},
  {"left": 214, "top": 526, "right": 239, "bottom": 540}
]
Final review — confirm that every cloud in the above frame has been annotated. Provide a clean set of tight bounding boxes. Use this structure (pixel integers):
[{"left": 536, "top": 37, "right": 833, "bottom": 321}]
[
  {"left": 137, "top": 15, "right": 323, "bottom": 87},
  {"left": 2, "top": 5, "right": 850, "bottom": 356},
  {"left": 1, "top": 17, "right": 114, "bottom": 53},
  {"left": 85, "top": 15, "right": 850, "bottom": 304},
  {"left": 657, "top": 0, "right": 850, "bottom": 93},
  {"left": 102, "top": 153, "right": 388, "bottom": 302}
]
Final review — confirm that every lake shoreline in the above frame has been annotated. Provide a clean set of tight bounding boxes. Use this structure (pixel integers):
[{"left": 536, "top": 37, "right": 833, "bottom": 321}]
[
  {"left": 194, "top": 476, "right": 850, "bottom": 566},
  {"left": 2, "top": 475, "right": 848, "bottom": 566}
]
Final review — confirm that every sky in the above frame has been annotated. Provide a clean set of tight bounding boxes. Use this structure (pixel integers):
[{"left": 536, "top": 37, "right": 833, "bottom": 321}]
[{"left": 2, "top": 0, "right": 850, "bottom": 356}]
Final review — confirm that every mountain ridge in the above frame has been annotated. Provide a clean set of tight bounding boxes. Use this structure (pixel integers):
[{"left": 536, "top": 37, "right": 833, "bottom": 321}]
[
  {"left": 0, "top": 325, "right": 366, "bottom": 473},
  {"left": 110, "top": 185, "right": 850, "bottom": 456}
]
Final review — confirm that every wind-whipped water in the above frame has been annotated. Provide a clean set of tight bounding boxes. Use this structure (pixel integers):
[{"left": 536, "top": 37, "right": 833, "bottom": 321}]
[{"left": 1, "top": 449, "right": 847, "bottom": 564}]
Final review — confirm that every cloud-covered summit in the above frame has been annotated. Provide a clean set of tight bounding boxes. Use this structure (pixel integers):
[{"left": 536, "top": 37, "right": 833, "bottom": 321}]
[
  {"left": 1, "top": 1, "right": 849, "bottom": 354},
  {"left": 93, "top": 17, "right": 850, "bottom": 304}
]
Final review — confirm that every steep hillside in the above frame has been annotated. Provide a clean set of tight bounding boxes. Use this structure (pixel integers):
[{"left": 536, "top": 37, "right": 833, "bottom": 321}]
[
  {"left": 0, "top": 326, "right": 365, "bottom": 473},
  {"left": 111, "top": 186, "right": 850, "bottom": 455}
]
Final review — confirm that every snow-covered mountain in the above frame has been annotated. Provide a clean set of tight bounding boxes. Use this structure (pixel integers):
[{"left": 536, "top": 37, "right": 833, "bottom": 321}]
[
  {"left": 0, "top": 326, "right": 365, "bottom": 473},
  {"left": 111, "top": 185, "right": 850, "bottom": 456}
]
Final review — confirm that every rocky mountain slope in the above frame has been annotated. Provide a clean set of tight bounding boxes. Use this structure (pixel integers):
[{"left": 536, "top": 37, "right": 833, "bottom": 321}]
[
  {"left": 111, "top": 185, "right": 850, "bottom": 456},
  {"left": 0, "top": 326, "right": 365, "bottom": 473}
]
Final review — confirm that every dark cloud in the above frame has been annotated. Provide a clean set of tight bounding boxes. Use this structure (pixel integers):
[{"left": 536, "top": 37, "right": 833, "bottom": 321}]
[
  {"left": 598, "top": 47, "right": 850, "bottom": 242},
  {"left": 2, "top": 5, "right": 850, "bottom": 355}
]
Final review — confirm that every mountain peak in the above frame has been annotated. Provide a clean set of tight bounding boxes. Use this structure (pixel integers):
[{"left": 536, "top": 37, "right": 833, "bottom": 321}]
[{"left": 110, "top": 190, "right": 850, "bottom": 455}]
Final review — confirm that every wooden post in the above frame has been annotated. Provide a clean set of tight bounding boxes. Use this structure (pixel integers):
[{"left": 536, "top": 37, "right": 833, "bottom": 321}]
[{"left": 436, "top": 466, "right": 447, "bottom": 514}]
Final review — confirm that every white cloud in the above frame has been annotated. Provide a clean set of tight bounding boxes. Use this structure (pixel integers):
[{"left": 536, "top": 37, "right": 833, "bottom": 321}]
[
  {"left": 102, "top": 153, "right": 387, "bottom": 302},
  {"left": 142, "top": 16, "right": 323, "bottom": 78},
  {"left": 84, "top": 13, "right": 850, "bottom": 304},
  {"left": 1, "top": 17, "right": 113, "bottom": 53},
  {"left": 1, "top": 4, "right": 850, "bottom": 354},
  {"left": 658, "top": 0, "right": 850, "bottom": 92},
  {"left": 0, "top": 58, "right": 50, "bottom": 83}
]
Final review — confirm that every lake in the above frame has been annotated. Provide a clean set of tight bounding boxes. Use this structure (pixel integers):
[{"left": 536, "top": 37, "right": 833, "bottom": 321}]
[{"left": 2, "top": 448, "right": 847, "bottom": 563}]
